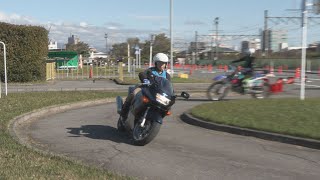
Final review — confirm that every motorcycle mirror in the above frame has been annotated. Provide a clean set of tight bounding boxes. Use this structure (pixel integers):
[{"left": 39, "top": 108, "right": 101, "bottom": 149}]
[{"left": 180, "top": 91, "right": 190, "bottom": 100}]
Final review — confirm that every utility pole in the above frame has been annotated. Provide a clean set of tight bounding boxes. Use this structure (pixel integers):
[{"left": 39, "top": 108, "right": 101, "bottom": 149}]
[
  {"left": 127, "top": 43, "right": 131, "bottom": 73},
  {"left": 195, "top": 31, "right": 198, "bottom": 64},
  {"left": 170, "top": 0, "right": 174, "bottom": 75},
  {"left": 264, "top": 10, "right": 269, "bottom": 57},
  {"left": 263, "top": 9, "right": 320, "bottom": 57},
  {"left": 104, "top": 33, "right": 108, "bottom": 54},
  {"left": 149, "top": 34, "right": 155, "bottom": 67},
  {"left": 214, "top": 17, "right": 219, "bottom": 60},
  {"left": 300, "top": 0, "right": 308, "bottom": 100},
  {"left": 211, "top": 18, "right": 214, "bottom": 61}
]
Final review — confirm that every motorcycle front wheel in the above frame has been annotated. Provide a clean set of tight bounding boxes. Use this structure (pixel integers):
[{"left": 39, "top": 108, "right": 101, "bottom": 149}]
[
  {"left": 251, "top": 83, "right": 270, "bottom": 99},
  {"left": 132, "top": 119, "right": 161, "bottom": 146},
  {"left": 207, "top": 82, "right": 229, "bottom": 101},
  {"left": 117, "top": 117, "right": 126, "bottom": 132}
]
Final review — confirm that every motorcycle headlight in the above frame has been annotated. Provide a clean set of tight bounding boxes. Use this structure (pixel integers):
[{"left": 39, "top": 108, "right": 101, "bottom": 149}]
[{"left": 156, "top": 93, "right": 171, "bottom": 106}]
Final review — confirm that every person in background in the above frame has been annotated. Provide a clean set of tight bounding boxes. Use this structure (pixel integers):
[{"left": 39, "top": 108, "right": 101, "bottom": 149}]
[
  {"left": 231, "top": 48, "right": 256, "bottom": 77},
  {"left": 230, "top": 48, "right": 256, "bottom": 93}
]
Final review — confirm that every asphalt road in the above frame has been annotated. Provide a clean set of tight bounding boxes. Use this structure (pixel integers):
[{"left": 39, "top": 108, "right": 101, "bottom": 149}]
[{"left": 16, "top": 98, "right": 320, "bottom": 180}]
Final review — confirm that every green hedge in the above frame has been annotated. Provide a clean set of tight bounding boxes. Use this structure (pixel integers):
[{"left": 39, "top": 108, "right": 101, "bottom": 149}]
[{"left": 0, "top": 22, "right": 48, "bottom": 82}]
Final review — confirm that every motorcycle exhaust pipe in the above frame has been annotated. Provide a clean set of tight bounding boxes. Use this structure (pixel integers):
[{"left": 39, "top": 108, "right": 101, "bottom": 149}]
[{"left": 116, "top": 96, "right": 123, "bottom": 114}]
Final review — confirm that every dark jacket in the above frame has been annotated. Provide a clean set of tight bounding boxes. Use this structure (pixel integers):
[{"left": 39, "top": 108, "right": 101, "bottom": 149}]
[
  {"left": 232, "top": 55, "right": 255, "bottom": 69},
  {"left": 138, "top": 67, "right": 171, "bottom": 83}
]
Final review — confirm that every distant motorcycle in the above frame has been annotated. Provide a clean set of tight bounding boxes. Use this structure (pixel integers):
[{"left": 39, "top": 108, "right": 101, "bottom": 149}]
[
  {"left": 116, "top": 76, "right": 189, "bottom": 146},
  {"left": 207, "top": 65, "right": 273, "bottom": 101}
]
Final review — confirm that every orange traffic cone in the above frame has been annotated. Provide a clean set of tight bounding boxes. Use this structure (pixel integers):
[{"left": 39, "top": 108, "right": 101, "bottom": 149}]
[
  {"left": 276, "top": 78, "right": 283, "bottom": 92},
  {"left": 295, "top": 67, "right": 301, "bottom": 79},
  {"left": 224, "top": 65, "right": 228, "bottom": 72},
  {"left": 89, "top": 64, "right": 93, "bottom": 78},
  {"left": 278, "top": 66, "right": 283, "bottom": 74}
]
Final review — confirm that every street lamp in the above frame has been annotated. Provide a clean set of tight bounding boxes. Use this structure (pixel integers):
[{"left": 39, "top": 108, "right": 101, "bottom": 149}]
[
  {"left": 170, "top": 0, "right": 174, "bottom": 75},
  {"left": 214, "top": 17, "right": 219, "bottom": 60},
  {"left": 134, "top": 44, "right": 140, "bottom": 68},
  {"left": 0, "top": 41, "right": 8, "bottom": 98},
  {"left": 149, "top": 34, "right": 155, "bottom": 67},
  {"left": 138, "top": 48, "right": 141, "bottom": 68}
]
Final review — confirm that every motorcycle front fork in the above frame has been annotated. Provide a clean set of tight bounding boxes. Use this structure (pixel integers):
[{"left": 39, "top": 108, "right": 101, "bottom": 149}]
[{"left": 140, "top": 107, "right": 150, "bottom": 127}]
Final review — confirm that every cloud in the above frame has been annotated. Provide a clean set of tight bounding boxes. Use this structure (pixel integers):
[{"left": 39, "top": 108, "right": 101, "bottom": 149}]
[
  {"left": 79, "top": 22, "right": 88, "bottom": 28},
  {"left": 0, "top": 11, "right": 174, "bottom": 51},
  {"left": 184, "top": 20, "right": 207, "bottom": 26},
  {"left": 0, "top": 11, "right": 37, "bottom": 25}
]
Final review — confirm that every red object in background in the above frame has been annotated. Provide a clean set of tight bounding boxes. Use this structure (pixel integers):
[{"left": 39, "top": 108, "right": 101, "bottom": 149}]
[
  {"left": 286, "top": 77, "right": 295, "bottom": 84},
  {"left": 89, "top": 65, "right": 93, "bottom": 78},
  {"left": 295, "top": 67, "right": 301, "bottom": 78},
  {"left": 278, "top": 66, "right": 283, "bottom": 74},
  {"left": 270, "top": 78, "right": 284, "bottom": 93},
  {"left": 231, "top": 79, "right": 239, "bottom": 84},
  {"left": 270, "top": 84, "right": 279, "bottom": 93},
  {"left": 189, "top": 68, "right": 193, "bottom": 75},
  {"left": 224, "top": 65, "right": 228, "bottom": 72}
]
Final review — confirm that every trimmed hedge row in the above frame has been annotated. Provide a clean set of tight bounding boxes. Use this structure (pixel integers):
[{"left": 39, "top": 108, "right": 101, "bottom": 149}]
[{"left": 0, "top": 22, "right": 48, "bottom": 82}]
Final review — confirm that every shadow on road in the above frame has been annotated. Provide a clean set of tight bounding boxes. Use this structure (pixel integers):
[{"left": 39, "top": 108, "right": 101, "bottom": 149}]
[{"left": 66, "top": 125, "right": 134, "bottom": 145}]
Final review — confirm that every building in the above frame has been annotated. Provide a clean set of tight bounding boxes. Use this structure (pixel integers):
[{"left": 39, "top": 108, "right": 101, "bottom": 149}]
[
  {"left": 68, "top": 35, "right": 80, "bottom": 45},
  {"left": 241, "top": 39, "right": 261, "bottom": 53},
  {"left": 262, "top": 29, "right": 288, "bottom": 52},
  {"left": 48, "top": 41, "right": 58, "bottom": 50},
  {"left": 189, "top": 42, "right": 206, "bottom": 52}
]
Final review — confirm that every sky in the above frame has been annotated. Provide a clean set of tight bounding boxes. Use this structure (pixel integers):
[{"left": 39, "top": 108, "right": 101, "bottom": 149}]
[{"left": 1, "top": 0, "right": 319, "bottom": 52}]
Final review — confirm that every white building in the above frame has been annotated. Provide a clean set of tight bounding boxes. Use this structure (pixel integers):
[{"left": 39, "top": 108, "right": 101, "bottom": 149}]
[{"left": 48, "top": 41, "right": 58, "bottom": 50}]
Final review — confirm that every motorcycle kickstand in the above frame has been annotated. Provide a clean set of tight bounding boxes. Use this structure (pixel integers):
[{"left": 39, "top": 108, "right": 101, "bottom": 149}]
[{"left": 140, "top": 107, "right": 150, "bottom": 127}]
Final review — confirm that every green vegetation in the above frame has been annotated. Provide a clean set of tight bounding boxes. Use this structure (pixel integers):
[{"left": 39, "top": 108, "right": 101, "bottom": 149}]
[
  {"left": 0, "top": 91, "right": 131, "bottom": 179},
  {"left": 0, "top": 22, "right": 48, "bottom": 82},
  {"left": 191, "top": 98, "right": 320, "bottom": 140}
]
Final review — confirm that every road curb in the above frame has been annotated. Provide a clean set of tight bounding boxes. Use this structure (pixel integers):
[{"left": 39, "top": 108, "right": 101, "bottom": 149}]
[{"left": 180, "top": 112, "right": 320, "bottom": 150}]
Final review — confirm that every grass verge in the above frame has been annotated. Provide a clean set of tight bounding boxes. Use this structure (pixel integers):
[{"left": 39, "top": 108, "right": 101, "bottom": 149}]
[
  {"left": 0, "top": 91, "right": 132, "bottom": 179},
  {"left": 190, "top": 98, "right": 320, "bottom": 140}
]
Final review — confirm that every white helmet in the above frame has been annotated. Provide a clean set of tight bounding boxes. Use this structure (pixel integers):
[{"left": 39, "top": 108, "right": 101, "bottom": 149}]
[
  {"left": 153, "top": 53, "right": 169, "bottom": 63},
  {"left": 245, "top": 48, "right": 255, "bottom": 55}
]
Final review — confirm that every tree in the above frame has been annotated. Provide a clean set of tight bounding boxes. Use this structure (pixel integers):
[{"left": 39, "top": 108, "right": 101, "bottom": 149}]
[
  {"left": 110, "top": 37, "right": 141, "bottom": 63},
  {"left": 66, "top": 41, "right": 90, "bottom": 56},
  {"left": 140, "top": 33, "right": 170, "bottom": 65},
  {"left": 152, "top": 33, "right": 170, "bottom": 55},
  {"left": 109, "top": 33, "right": 171, "bottom": 65}
]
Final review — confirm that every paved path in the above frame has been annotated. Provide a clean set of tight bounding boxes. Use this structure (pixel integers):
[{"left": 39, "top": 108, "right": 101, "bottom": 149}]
[{"left": 14, "top": 98, "right": 320, "bottom": 180}]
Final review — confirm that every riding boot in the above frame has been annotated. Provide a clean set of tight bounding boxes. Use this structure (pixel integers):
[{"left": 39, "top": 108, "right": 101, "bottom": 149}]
[{"left": 120, "top": 94, "right": 133, "bottom": 121}]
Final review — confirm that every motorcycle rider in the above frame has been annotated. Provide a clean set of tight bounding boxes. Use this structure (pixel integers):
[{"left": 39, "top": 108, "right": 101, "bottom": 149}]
[
  {"left": 231, "top": 48, "right": 255, "bottom": 76},
  {"left": 231, "top": 48, "right": 256, "bottom": 93},
  {"left": 120, "top": 53, "right": 171, "bottom": 121}
]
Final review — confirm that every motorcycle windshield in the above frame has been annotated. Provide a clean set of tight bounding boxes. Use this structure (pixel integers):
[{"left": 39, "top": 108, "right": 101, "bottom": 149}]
[{"left": 150, "top": 76, "right": 174, "bottom": 97}]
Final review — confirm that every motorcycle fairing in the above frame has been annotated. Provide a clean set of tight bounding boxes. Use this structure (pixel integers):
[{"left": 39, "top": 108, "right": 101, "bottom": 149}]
[
  {"left": 145, "top": 109, "right": 163, "bottom": 124},
  {"left": 213, "top": 75, "right": 227, "bottom": 81}
]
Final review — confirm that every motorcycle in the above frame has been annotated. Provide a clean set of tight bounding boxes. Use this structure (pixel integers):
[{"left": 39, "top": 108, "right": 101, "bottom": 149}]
[
  {"left": 207, "top": 65, "right": 273, "bottom": 101},
  {"left": 116, "top": 76, "right": 189, "bottom": 146}
]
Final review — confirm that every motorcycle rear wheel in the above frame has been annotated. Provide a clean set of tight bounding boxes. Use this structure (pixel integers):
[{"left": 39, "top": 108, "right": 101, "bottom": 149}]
[
  {"left": 207, "top": 82, "right": 229, "bottom": 101},
  {"left": 132, "top": 120, "right": 161, "bottom": 146}
]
